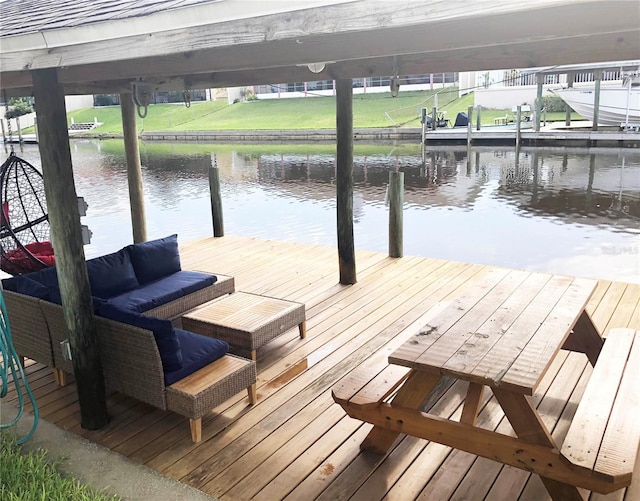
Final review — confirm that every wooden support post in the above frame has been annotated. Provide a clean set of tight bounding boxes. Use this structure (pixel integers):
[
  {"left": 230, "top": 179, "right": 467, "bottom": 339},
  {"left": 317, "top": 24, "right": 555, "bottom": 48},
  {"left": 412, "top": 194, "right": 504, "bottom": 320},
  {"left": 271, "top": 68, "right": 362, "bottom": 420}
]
[
  {"left": 120, "top": 92, "right": 147, "bottom": 243},
  {"left": 467, "top": 106, "right": 473, "bottom": 147},
  {"left": 593, "top": 71, "right": 602, "bottom": 132},
  {"left": 587, "top": 154, "right": 596, "bottom": 201},
  {"left": 475, "top": 105, "right": 481, "bottom": 131},
  {"left": 32, "top": 68, "right": 108, "bottom": 430},
  {"left": 515, "top": 105, "right": 522, "bottom": 149},
  {"left": 535, "top": 74, "right": 544, "bottom": 132},
  {"left": 565, "top": 73, "right": 574, "bottom": 126},
  {"left": 335, "top": 79, "right": 356, "bottom": 285},
  {"left": 431, "top": 106, "right": 437, "bottom": 131},
  {"left": 421, "top": 117, "right": 426, "bottom": 165},
  {"left": 209, "top": 157, "right": 224, "bottom": 237},
  {"left": 530, "top": 152, "right": 539, "bottom": 204},
  {"left": 16, "top": 116, "right": 23, "bottom": 144},
  {"left": 388, "top": 171, "right": 404, "bottom": 258}
]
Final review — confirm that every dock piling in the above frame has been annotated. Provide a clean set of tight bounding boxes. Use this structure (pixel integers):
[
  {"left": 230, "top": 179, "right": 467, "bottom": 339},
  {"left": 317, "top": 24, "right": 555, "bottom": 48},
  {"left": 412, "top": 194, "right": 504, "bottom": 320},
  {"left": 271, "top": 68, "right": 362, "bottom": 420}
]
[
  {"left": 209, "top": 157, "right": 224, "bottom": 237},
  {"left": 388, "top": 171, "right": 404, "bottom": 258},
  {"left": 516, "top": 106, "right": 522, "bottom": 149},
  {"left": 593, "top": 71, "right": 602, "bottom": 132},
  {"left": 467, "top": 106, "right": 473, "bottom": 147},
  {"left": 120, "top": 92, "right": 147, "bottom": 243}
]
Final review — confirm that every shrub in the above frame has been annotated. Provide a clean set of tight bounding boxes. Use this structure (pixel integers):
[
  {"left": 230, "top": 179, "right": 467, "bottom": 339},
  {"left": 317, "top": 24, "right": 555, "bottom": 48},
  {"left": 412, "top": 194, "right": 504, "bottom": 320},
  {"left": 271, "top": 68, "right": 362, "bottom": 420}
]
[
  {"left": 4, "top": 98, "right": 34, "bottom": 119},
  {"left": 94, "top": 95, "right": 119, "bottom": 107},
  {"left": 540, "top": 95, "right": 567, "bottom": 113}
]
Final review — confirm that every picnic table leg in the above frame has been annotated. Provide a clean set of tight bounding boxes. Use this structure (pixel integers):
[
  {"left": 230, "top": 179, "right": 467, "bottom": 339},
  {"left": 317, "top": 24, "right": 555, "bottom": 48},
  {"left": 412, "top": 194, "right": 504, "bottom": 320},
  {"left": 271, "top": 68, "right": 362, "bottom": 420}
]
[
  {"left": 492, "top": 388, "right": 585, "bottom": 501},
  {"left": 460, "top": 383, "right": 484, "bottom": 425},
  {"left": 562, "top": 310, "right": 603, "bottom": 366},
  {"left": 360, "top": 370, "right": 442, "bottom": 454}
]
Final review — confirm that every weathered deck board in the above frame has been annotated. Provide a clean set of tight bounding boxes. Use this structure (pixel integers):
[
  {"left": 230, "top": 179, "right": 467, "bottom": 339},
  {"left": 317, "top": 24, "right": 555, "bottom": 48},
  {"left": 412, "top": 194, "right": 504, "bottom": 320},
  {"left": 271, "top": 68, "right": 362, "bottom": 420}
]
[{"left": 4, "top": 235, "right": 639, "bottom": 501}]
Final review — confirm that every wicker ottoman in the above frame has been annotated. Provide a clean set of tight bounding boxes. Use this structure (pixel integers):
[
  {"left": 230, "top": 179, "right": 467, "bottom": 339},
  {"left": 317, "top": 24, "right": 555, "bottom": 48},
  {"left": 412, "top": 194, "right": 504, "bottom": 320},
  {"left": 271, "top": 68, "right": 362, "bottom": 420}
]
[
  {"left": 166, "top": 354, "right": 256, "bottom": 442},
  {"left": 181, "top": 291, "right": 307, "bottom": 361}
]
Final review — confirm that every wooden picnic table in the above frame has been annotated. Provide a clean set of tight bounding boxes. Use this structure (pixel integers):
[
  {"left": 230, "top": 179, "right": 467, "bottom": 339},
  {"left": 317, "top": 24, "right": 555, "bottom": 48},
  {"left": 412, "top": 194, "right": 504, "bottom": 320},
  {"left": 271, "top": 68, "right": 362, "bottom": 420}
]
[{"left": 333, "top": 268, "right": 640, "bottom": 501}]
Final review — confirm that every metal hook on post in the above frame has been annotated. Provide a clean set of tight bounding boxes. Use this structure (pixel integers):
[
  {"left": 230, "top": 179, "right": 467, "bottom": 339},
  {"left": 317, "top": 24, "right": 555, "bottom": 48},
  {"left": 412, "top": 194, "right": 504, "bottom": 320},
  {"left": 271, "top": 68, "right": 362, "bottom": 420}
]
[{"left": 130, "top": 82, "right": 153, "bottom": 119}]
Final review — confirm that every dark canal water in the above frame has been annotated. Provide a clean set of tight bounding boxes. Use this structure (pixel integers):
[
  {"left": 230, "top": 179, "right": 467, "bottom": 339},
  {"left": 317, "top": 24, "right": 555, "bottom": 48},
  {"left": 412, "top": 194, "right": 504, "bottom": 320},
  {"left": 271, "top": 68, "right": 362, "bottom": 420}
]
[{"left": 6, "top": 140, "right": 640, "bottom": 284}]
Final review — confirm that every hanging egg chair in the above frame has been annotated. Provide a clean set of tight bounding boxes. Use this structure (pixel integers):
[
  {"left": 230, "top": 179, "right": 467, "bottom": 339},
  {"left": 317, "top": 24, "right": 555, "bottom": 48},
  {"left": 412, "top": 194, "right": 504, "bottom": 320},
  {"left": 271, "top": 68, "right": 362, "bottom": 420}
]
[{"left": 0, "top": 152, "right": 55, "bottom": 275}]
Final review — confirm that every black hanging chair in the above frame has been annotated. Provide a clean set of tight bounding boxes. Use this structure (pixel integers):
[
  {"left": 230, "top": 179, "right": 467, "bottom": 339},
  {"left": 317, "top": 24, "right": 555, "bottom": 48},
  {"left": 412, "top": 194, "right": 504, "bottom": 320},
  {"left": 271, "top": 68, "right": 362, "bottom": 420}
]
[{"left": 0, "top": 152, "right": 55, "bottom": 275}]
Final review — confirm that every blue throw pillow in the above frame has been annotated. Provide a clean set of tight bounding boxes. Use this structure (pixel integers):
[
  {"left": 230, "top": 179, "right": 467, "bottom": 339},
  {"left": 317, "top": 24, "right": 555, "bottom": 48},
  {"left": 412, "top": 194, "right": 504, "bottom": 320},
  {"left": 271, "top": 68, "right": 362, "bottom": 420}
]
[
  {"left": 97, "top": 303, "right": 182, "bottom": 372},
  {"left": 1, "top": 277, "right": 18, "bottom": 292},
  {"left": 126, "top": 234, "right": 181, "bottom": 284},
  {"left": 26, "top": 266, "right": 59, "bottom": 288},
  {"left": 46, "top": 287, "right": 105, "bottom": 312},
  {"left": 86, "top": 249, "right": 139, "bottom": 299}
]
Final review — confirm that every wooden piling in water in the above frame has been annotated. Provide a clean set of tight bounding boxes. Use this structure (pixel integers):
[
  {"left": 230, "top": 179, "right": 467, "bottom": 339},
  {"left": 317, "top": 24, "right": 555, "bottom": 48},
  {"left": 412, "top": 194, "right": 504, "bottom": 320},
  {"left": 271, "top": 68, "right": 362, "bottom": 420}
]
[
  {"left": 209, "top": 158, "right": 224, "bottom": 237},
  {"left": 535, "top": 74, "right": 544, "bottom": 132},
  {"left": 516, "top": 105, "right": 522, "bottom": 149},
  {"left": 467, "top": 106, "right": 473, "bottom": 147},
  {"left": 120, "top": 92, "right": 147, "bottom": 243},
  {"left": 388, "top": 171, "right": 404, "bottom": 258},
  {"left": 566, "top": 72, "right": 574, "bottom": 126},
  {"left": 16, "top": 116, "right": 22, "bottom": 144},
  {"left": 336, "top": 79, "right": 356, "bottom": 284},
  {"left": 593, "top": 71, "right": 602, "bottom": 132}
]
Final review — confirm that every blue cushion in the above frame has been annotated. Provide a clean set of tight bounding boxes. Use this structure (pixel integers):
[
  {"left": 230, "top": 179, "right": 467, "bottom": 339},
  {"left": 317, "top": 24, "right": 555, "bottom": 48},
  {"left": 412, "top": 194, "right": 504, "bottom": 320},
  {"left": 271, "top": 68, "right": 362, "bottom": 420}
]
[
  {"left": 12, "top": 277, "right": 50, "bottom": 299},
  {"left": 46, "top": 286, "right": 105, "bottom": 312},
  {"left": 47, "top": 286, "right": 61, "bottom": 305},
  {"left": 105, "top": 271, "right": 216, "bottom": 313},
  {"left": 20, "top": 266, "right": 59, "bottom": 288},
  {"left": 1, "top": 277, "right": 18, "bottom": 292},
  {"left": 164, "top": 329, "right": 228, "bottom": 385},
  {"left": 97, "top": 303, "right": 182, "bottom": 372},
  {"left": 86, "top": 249, "right": 139, "bottom": 299},
  {"left": 126, "top": 234, "right": 181, "bottom": 285}
]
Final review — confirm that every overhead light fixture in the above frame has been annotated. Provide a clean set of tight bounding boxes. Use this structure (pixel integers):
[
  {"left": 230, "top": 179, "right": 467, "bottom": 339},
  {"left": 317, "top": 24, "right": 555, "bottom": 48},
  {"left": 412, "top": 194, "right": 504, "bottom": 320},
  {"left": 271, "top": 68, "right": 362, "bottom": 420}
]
[
  {"left": 297, "top": 62, "right": 334, "bottom": 74},
  {"left": 307, "top": 62, "right": 326, "bottom": 73}
]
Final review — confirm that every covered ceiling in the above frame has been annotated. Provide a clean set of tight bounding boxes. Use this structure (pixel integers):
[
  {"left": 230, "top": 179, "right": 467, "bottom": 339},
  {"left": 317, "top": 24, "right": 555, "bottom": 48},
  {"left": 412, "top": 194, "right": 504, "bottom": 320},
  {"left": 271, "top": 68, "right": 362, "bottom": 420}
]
[{"left": 1, "top": 0, "right": 639, "bottom": 97}]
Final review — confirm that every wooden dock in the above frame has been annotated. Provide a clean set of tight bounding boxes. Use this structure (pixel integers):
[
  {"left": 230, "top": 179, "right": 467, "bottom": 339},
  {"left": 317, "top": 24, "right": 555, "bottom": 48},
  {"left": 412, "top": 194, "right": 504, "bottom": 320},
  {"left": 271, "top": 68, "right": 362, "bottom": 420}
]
[
  {"left": 5, "top": 235, "right": 640, "bottom": 500},
  {"left": 425, "top": 125, "right": 640, "bottom": 147}
]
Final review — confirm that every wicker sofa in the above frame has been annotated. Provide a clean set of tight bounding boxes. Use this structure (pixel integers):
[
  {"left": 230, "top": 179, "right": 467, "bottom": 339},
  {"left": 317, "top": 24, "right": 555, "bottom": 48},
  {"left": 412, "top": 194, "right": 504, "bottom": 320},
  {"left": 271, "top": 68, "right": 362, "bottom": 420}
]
[{"left": 1, "top": 235, "right": 257, "bottom": 441}]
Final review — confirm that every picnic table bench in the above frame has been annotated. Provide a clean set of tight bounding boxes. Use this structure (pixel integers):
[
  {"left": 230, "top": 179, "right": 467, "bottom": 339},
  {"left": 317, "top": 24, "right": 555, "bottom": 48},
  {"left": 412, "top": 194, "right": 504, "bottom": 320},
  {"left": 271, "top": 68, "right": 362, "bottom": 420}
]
[{"left": 332, "top": 269, "right": 640, "bottom": 500}]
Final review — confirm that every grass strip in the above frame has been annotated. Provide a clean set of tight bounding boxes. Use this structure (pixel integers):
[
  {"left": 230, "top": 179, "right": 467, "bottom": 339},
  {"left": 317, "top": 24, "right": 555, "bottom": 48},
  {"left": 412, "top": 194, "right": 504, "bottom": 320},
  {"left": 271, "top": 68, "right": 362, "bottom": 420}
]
[{"left": 0, "top": 431, "right": 120, "bottom": 501}]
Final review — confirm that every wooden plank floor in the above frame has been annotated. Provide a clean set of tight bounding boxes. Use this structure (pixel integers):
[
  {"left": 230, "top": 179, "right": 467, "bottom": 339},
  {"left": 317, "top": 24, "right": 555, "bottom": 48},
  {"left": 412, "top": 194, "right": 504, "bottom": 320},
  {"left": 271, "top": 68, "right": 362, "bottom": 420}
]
[{"left": 5, "top": 235, "right": 640, "bottom": 500}]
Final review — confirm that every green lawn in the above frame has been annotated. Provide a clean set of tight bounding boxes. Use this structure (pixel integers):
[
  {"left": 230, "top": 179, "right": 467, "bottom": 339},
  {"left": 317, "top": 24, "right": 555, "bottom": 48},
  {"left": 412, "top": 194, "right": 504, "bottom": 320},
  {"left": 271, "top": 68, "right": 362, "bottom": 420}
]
[{"left": 28, "top": 88, "right": 583, "bottom": 135}]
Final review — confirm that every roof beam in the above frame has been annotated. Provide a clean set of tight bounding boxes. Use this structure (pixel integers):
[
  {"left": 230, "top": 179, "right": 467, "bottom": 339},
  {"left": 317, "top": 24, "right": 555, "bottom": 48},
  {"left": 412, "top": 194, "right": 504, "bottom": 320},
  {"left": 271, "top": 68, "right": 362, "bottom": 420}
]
[
  {"left": 2, "top": 29, "right": 638, "bottom": 97},
  {"left": 1, "top": 0, "right": 638, "bottom": 94}
]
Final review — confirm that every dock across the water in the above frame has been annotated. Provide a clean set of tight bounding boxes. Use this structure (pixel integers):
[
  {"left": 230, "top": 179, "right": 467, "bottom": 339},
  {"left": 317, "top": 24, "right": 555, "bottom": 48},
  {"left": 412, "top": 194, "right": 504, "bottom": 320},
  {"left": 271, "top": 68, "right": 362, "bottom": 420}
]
[{"left": 425, "top": 121, "right": 640, "bottom": 147}]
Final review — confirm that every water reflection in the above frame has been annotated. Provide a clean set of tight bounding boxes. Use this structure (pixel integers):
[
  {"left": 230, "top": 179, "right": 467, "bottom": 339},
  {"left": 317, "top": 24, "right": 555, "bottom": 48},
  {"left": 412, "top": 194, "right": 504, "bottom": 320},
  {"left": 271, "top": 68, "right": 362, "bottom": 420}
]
[{"left": 7, "top": 140, "right": 639, "bottom": 283}]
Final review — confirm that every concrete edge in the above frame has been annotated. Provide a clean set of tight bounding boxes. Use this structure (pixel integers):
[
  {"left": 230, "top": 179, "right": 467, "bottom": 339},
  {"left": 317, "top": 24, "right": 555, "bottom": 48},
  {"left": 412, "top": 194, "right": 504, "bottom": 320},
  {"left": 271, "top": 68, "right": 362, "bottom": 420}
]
[{"left": 1, "top": 402, "right": 217, "bottom": 501}]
